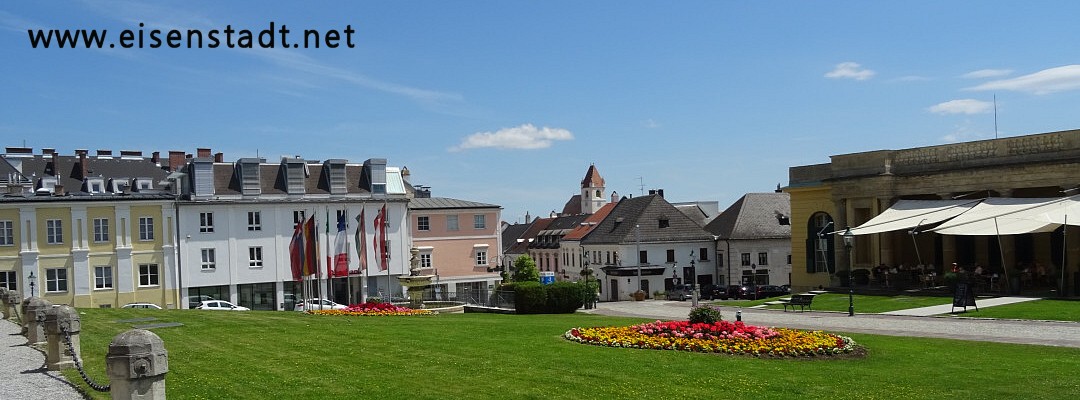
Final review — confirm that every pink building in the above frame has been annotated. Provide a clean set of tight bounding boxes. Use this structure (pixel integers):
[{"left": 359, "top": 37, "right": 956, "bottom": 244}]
[{"left": 410, "top": 196, "right": 502, "bottom": 298}]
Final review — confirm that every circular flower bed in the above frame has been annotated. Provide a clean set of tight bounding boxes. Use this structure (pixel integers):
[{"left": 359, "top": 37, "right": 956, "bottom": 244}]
[
  {"left": 306, "top": 302, "right": 434, "bottom": 316},
  {"left": 565, "top": 320, "right": 857, "bottom": 357}
]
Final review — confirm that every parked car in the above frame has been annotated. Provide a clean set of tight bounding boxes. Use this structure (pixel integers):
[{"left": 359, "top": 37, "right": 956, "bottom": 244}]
[
  {"left": 195, "top": 300, "right": 249, "bottom": 311},
  {"left": 709, "top": 285, "right": 742, "bottom": 300},
  {"left": 665, "top": 284, "right": 693, "bottom": 301},
  {"left": 737, "top": 285, "right": 787, "bottom": 300},
  {"left": 294, "top": 298, "right": 348, "bottom": 311},
  {"left": 121, "top": 303, "right": 162, "bottom": 309},
  {"left": 188, "top": 295, "right": 216, "bottom": 309}
]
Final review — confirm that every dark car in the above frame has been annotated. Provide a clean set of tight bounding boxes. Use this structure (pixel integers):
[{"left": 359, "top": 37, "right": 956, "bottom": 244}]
[
  {"left": 703, "top": 285, "right": 740, "bottom": 300},
  {"left": 739, "top": 285, "right": 787, "bottom": 300}
]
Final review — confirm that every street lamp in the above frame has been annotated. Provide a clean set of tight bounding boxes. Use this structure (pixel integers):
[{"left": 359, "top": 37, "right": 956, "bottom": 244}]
[
  {"left": 28, "top": 271, "right": 37, "bottom": 297},
  {"left": 581, "top": 248, "right": 593, "bottom": 309},
  {"left": 690, "top": 251, "right": 699, "bottom": 307},
  {"left": 750, "top": 264, "right": 757, "bottom": 299},
  {"left": 843, "top": 226, "right": 855, "bottom": 317}
]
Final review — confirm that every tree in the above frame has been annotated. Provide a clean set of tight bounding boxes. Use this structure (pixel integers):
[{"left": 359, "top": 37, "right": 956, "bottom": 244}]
[{"left": 511, "top": 254, "right": 540, "bottom": 283}]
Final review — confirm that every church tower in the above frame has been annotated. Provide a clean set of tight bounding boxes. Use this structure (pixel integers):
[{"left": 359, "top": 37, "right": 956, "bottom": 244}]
[{"left": 580, "top": 164, "right": 606, "bottom": 214}]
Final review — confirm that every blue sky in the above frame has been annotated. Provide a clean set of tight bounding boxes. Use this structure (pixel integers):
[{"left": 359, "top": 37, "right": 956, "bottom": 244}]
[{"left": 3, "top": 1, "right": 1080, "bottom": 223}]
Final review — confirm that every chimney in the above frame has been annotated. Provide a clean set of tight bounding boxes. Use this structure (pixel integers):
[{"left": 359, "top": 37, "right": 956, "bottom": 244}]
[
  {"left": 75, "top": 149, "right": 88, "bottom": 179},
  {"left": 168, "top": 151, "right": 186, "bottom": 172},
  {"left": 4, "top": 147, "right": 33, "bottom": 156},
  {"left": 657, "top": 189, "right": 664, "bottom": 198},
  {"left": 214, "top": 152, "right": 224, "bottom": 163},
  {"left": 151, "top": 151, "right": 161, "bottom": 164},
  {"left": 53, "top": 183, "right": 64, "bottom": 196},
  {"left": 196, "top": 148, "right": 212, "bottom": 158},
  {"left": 96, "top": 149, "right": 112, "bottom": 158},
  {"left": 50, "top": 151, "right": 59, "bottom": 176},
  {"left": 648, "top": 189, "right": 656, "bottom": 195},
  {"left": 611, "top": 191, "right": 619, "bottom": 203},
  {"left": 120, "top": 150, "right": 143, "bottom": 159},
  {"left": 42, "top": 148, "right": 56, "bottom": 155}
]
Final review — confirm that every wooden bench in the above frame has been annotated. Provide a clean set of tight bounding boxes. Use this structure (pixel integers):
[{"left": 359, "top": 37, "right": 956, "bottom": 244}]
[{"left": 780, "top": 294, "right": 815, "bottom": 312}]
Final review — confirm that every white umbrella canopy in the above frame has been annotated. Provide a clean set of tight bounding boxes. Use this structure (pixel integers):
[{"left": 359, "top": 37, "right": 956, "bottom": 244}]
[
  {"left": 844, "top": 199, "right": 981, "bottom": 236},
  {"left": 929, "top": 196, "right": 1080, "bottom": 235}
]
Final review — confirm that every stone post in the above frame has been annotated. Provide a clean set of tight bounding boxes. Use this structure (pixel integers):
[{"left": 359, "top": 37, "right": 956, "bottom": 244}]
[
  {"left": 20, "top": 296, "right": 31, "bottom": 334},
  {"left": 5, "top": 291, "right": 19, "bottom": 319},
  {"left": 106, "top": 329, "right": 169, "bottom": 400},
  {"left": 0, "top": 288, "right": 11, "bottom": 320},
  {"left": 44, "top": 305, "right": 80, "bottom": 371},
  {"left": 24, "top": 297, "right": 52, "bottom": 344}
]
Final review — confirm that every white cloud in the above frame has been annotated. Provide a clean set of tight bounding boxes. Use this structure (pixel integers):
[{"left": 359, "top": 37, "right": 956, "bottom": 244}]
[
  {"left": 962, "top": 69, "right": 1013, "bottom": 79},
  {"left": 644, "top": 119, "right": 661, "bottom": 129},
  {"left": 940, "top": 122, "right": 991, "bottom": 143},
  {"left": 824, "top": 62, "right": 875, "bottom": 81},
  {"left": 928, "top": 99, "right": 993, "bottom": 115},
  {"left": 449, "top": 124, "right": 574, "bottom": 152},
  {"left": 967, "top": 65, "right": 1080, "bottom": 95}
]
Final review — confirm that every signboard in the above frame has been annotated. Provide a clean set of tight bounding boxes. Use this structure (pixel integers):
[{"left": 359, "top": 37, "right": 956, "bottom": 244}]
[
  {"left": 951, "top": 282, "right": 978, "bottom": 312},
  {"left": 539, "top": 271, "right": 555, "bottom": 285}
]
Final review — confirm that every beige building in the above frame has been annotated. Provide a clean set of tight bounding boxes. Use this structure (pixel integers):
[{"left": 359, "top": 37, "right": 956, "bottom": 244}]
[
  {"left": 786, "top": 129, "right": 1080, "bottom": 295},
  {"left": 409, "top": 192, "right": 502, "bottom": 297}
]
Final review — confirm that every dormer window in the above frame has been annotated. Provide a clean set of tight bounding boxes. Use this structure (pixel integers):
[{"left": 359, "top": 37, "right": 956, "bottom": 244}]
[
  {"left": 110, "top": 179, "right": 131, "bottom": 193},
  {"left": 134, "top": 178, "right": 153, "bottom": 191},
  {"left": 39, "top": 177, "right": 58, "bottom": 192},
  {"left": 85, "top": 177, "right": 106, "bottom": 194},
  {"left": 658, "top": 217, "right": 670, "bottom": 229}
]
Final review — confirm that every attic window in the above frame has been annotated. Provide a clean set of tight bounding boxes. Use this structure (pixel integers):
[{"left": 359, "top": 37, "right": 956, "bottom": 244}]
[
  {"left": 777, "top": 215, "right": 790, "bottom": 225},
  {"left": 135, "top": 178, "right": 152, "bottom": 191},
  {"left": 658, "top": 218, "right": 670, "bottom": 229}
]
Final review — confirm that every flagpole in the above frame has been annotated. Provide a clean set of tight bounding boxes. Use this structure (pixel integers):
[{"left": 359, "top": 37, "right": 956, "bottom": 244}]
[
  {"left": 384, "top": 200, "right": 391, "bottom": 302},
  {"left": 345, "top": 206, "right": 352, "bottom": 306},
  {"left": 314, "top": 209, "right": 324, "bottom": 309},
  {"left": 326, "top": 206, "right": 334, "bottom": 305}
]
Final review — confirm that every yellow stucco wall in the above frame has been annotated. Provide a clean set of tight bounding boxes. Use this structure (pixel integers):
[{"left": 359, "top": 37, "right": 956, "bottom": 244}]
[
  {"left": 37, "top": 208, "right": 71, "bottom": 255},
  {"left": 786, "top": 184, "right": 836, "bottom": 291},
  {"left": 87, "top": 206, "right": 115, "bottom": 251},
  {"left": 130, "top": 205, "right": 163, "bottom": 252}
]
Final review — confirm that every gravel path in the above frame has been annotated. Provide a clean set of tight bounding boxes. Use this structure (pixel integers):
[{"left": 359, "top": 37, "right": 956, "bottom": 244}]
[
  {"left": 0, "top": 319, "right": 86, "bottom": 400},
  {"left": 588, "top": 299, "right": 1080, "bottom": 348}
]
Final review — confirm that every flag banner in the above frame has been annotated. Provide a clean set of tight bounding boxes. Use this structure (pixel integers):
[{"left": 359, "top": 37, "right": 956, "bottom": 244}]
[
  {"left": 333, "top": 210, "right": 348, "bottom": 277},
  {"left": 374, "top": 204, "right": 389, "bottom": 271},
  {"left": 302, "top": 216, "right": 318, "bottom": 277},
  {"left": 289, "top": 219, "right": 304, "bottom": 281},
  {"left": 355, "top": 208, "right": 368, "bottom": 273}
]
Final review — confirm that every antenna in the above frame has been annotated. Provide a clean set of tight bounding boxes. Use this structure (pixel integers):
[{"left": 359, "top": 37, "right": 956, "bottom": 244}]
[
  {"left": 637, "top": 177, "right": 645, "bottom": 196},
  {"left": 993, "top": 94, "right": 998, "bottom": 139}
]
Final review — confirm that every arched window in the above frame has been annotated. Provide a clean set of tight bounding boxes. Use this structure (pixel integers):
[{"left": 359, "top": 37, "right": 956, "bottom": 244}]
[
  {"left": 806, "top": 212, "right": 835, "bottom": 273},
  {"left": 595, "top": 189, "right": 602, "bottom": 198}
]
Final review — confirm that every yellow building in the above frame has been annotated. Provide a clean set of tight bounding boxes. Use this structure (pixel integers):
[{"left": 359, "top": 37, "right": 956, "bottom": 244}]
[
  {"left": 0, "top": 148, "right": 180, "bottom": 308},
  {"left": 785, "top": 130, "right": 1080, "bottom": 295}
]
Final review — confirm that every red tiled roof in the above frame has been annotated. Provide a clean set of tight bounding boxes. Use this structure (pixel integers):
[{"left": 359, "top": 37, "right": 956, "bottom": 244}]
[
  {"left": 563, "top": 202, "right": 616, "bottom": 241},
  {"left": 580, "top": 164, "right": 604, "bottom": 188}
]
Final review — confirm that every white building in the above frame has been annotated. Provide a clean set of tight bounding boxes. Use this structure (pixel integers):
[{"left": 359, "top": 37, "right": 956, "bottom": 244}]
[
  {"left": 177, "top": 155, "right": 411, "bottom": 310},
  {"left": 705, "top": 192, "right": 793, "bottom": 287}
]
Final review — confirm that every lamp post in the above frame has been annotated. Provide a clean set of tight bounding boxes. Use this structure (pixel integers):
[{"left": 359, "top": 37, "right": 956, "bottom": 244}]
[
  {"left": 28, "top": 270, "right": 37, "bottom": 297},
  {"left": 581, "top": 248, "right": 593, "bottom": 309},
  {"left": 750, "top": 264, "right": 757, "bottom": 299},
  {"left": 690, "top": 250, "right": 699, "bottom": 307},
  {"left": 634, "top": 224, "right": 642, "bottom": 298},
  {"left": 843, "top": 226, "right": 855, "bottom": 316}
]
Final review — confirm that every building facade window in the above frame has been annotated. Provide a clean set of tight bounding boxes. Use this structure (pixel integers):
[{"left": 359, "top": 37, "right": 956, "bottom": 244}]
[
  {"left": 247, "top": 211, "right": 261, "bottom": 231},
  {"left": 639, "top": 250, "right": 648, "bottom": 264},
  {"left": 417, "top": 216, "right": 430, "bottom": 231},
  {"left": 46, "top": 268, "right": 68, "bottom": 292},
  {"left": 758, "top": 252, "right": 769, "bottom": 266},
  {"left": 699, "top": 248, "right": 709, "bottom": 261},
  {"left": 741, "top": 253, "right": 751, "bottom": 266},
  {"left": 199, "top": 212, "right": 214, "bottom": 233},
  {"left": 666, "top": 249, "right": 676, "bottom": 263},
  {"left": 139, "top": 264, "right": 159, "bottom": 286},
  {"left": 93, "top": 218, "right": 109, "bottom": 243},
  {"left": 138, "top": 217, "right": 154, "bottom": 241},
  {"left": 201, "top": 248, "right": 216, "bottom": 270},
  {"left": 473, "top": 214, "right": 486, "bottom": 229},
  {"left": 475, "top": 250, "right": 488, "bottom": 266},
  {"left": 446, "top": 215, "right": 458, "bottom": 231},
  {"left": 807, "top": 212, "right": 835, "bottom": 273},
  {"left": 46, "top": 219, "right": 63, "bottom": 244},
  {"left": 420, "top": 252, "right": 432, "bottom": 268},
  {"left": 293, "top": 210, "right": 306, "bottom": 228},
  {"left": 718, "top": 252, "right": 724, "bottom": 267},
  {"left": 249, "top": 247, "right": 263, "bottom": 267},
  {"left": 0, "top": 270, "right": 16, "bottom": 290},
  {"left": 94, "top": 266, "right": 113, "bottom": 289},
  {"left": 0, "top": 220, "right": 12, "bottom": 246}
]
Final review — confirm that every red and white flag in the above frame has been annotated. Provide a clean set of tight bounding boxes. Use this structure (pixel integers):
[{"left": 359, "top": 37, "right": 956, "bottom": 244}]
[{"left": 354, "top": 208, "right": 368, "bottom": 273}]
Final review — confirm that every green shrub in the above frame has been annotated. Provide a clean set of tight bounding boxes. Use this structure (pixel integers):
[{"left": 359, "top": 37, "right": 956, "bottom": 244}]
[
  {"left": 512, "top": 281, "right": 547, "bottom": 314},
  {"left": 688, "top": 305, "right": 723, "bottom": 324},
  {"left": 545, "top": 281, "right": 585, "bottom": 313}
]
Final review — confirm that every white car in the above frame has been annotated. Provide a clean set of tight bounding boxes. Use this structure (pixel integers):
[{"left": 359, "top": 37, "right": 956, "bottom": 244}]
[
  {"left": 294, "top": 298, "right": 347, "bottom": 311},
  {"left": 196, "top": 300, "right": 250, "bottom": 311},
  {"left": 121, "top": 303, "right": 163, "bottom": 309}
]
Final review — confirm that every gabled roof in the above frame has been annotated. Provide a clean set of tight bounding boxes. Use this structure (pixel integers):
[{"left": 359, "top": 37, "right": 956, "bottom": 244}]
[
  {"left": 581, "top": 164, "right": 604, "bottom": 188},
  {"left": 561, "top": 194, "right": 582, "bottom": 215},
  {"left": 411, "top": 197, "right": 500, "bottom": 210},
  {"left": 705, "top": 193, "right": 791, "bottom": 240},
  {"left": 199, "top": 159, "right": 409, "bottom": 197},
  {"left": 674, "top": 203, "right": 710, "bottom": 227},
  {"left": 581, "top": 194, "right": 714, "bottom": 245},
  {"left": 506, "top": 217, "right": 553, "bottom": 253},
  {"left": 3, "top": 152, "right": 172, "bottom": 200},
  {"left": 501, "top": 222, "right": 533, "bottom": 253},
  {"left": 563, "top": 202, "right": 616, "bottom": 241}
]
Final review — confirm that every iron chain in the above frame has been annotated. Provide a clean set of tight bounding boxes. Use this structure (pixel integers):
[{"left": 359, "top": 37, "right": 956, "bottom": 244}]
[{"left": 62, "top": 328, "right": 110, "bottom": 392}]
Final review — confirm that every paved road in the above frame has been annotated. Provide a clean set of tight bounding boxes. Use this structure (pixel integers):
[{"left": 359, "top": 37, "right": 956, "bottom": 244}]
[
  {"left": 588, "top": 300, "right": 1080, "bottom": 348},
  {"left": 0, "top": 319, "right": 86, "bottom": 400}
]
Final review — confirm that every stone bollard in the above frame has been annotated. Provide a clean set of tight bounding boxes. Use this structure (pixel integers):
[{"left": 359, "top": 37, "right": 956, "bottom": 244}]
[
  {"left": 5, "top": 291, "right": 19, "bottom": 321},
  {"left": 24, "top": 297, "right": 52, "bottom": 344},
  {"left": 44, "top": 305, "right": 80, "bottom": 371},
  {"left": 106, "top": 329, "right": 169, "bottom": 400},
  {"left": 0, "top": 287, "right": 10, "bottom": 320}
]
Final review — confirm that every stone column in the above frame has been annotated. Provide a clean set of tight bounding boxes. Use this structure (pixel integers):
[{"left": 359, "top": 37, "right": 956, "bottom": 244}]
[
  {"left": 44, "top": 305, "right": 80, "bottom": 371},
  {"left": 0, "top": 288, "right": 9, "bottom": 320},
  {"left": 106, "top": 329, "right": 169, "bottom": 400},
  {"left": 24, "top": 297, "right": 52, "bottom": 344}
]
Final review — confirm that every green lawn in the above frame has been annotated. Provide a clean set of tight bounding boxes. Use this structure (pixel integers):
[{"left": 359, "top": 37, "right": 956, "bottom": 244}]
[
  {"left": 949, "top": 299, "right": 1080, "bottom": 321},
  {"left": 712, "top": 293, "right": 952, "bottom": 313},
  {"left": 66, "top": 309, "right": 1080, "bottom": 399}
]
